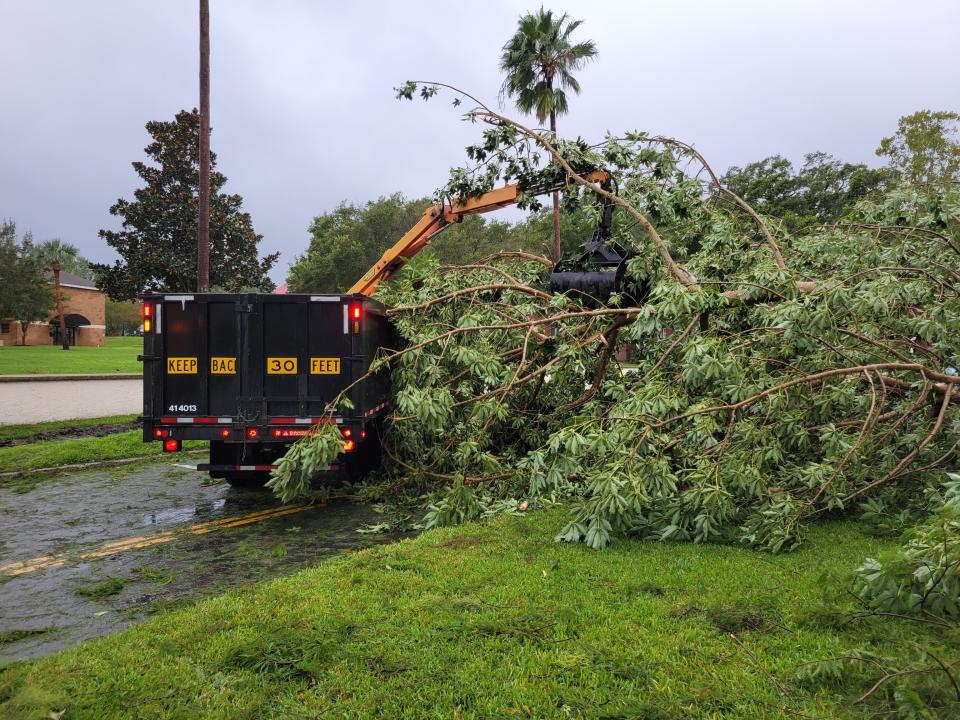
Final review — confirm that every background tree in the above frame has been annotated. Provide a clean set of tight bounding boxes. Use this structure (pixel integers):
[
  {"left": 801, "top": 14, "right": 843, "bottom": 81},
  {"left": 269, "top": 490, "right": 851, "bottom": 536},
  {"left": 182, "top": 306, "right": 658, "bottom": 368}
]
[
  {"left": 105, "top": 299, "right": 143, "bottom": 336},
  {"left": 25, "top": 238, "right": 94, "bottom": 279},
  {"left": 286, "top": 194, "right": 597, "bottom": 293},
  {"left": 721, "top": 151, "right": 893, "bottom": 230},
  {"left": 876, "top": 109, "right": 960, "bottom": 188},
  {"left": 0, "top": 220, "right": 54, "bottom": 345},
  {"left": 500, "top": 8, "right": 597, "bottom": 262},
  {"left": 289, "top": 195, "right": 427, "bottom": 293},
  {"left": 92, "top": 110, "right": 277, "bottom": 300}
]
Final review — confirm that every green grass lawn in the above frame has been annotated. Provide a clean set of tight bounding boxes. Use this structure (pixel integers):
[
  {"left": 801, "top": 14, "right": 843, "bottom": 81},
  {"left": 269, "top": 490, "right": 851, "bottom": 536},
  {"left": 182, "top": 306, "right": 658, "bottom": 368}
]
[
  {"left": 0, "top": 337, "right": 141, "bottom": 375},
  {"left": 2, "top": 509, "right": 955, "bottom": 719},
  {"left": 0, "top": 430, "right": 203, "bottom": 478}
]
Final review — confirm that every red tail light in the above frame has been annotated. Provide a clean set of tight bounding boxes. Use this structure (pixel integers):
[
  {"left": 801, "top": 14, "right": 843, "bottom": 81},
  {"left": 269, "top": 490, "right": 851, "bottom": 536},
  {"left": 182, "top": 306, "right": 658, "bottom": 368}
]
[
  {"left": 142, "top": 304, "right": 153, "bottom": 333},
  {"left": 360, "top": 429, "right": 367, "bottom": 439},
  {"left": 246, "top": 428, "right": 259, "bottom": 439},
  {"left": 154, "top": 428, "right": 169, "bottom": 438},
  {"left": 349, "top": 302, "right": 362, "bottom": 334},
  {"left": 163, "top": 439, "right": 181, "bottom": 452},
  {"left": 273, "top": 429, "right": 282, "bottom": 438},
  {"left": 342, "top": 428, "right": 352, "bottom": 438},
  {"left": 220, "top": 429, "right": 230, "bottom": 438},
  {"left": 342, "top": 439, "right": 356, "bottom": 452}
]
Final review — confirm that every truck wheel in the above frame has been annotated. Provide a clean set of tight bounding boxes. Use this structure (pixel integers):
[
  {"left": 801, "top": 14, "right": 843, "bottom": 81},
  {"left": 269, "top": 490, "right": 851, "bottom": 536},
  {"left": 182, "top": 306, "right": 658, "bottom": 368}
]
[
  {"left": 343, "top": 426, "right": 383, "bottom": 481},
  {"left": 210, "top": 440, "right": 273, "bottom": 490},
  {"left": 343, "top": 454, "right": 371, "bottom": 481},
  {"left": 224, "top": 472, "right": 271, "bottom": 489},
  {"left": 208, "top": 440, "right": 238, "bottom": 480}
]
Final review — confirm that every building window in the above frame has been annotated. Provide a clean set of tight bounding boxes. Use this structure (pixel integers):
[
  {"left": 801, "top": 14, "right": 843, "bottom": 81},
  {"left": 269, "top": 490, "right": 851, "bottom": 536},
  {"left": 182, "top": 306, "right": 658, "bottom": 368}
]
[{"left": 1, "top": 322, "right": 10, "bottom": 334}]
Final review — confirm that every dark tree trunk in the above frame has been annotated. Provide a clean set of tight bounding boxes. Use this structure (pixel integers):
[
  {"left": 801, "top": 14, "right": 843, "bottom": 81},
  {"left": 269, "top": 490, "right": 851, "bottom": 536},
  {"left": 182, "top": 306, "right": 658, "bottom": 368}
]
[
  {"left": 550, "top": 108, "right": 560, "bottom": 262},
  {"left": 52, "top": 261, "right": 68, "bottom": 350},
  {"left": 197, "top": 0, "right": 211, "bottom": 292}
]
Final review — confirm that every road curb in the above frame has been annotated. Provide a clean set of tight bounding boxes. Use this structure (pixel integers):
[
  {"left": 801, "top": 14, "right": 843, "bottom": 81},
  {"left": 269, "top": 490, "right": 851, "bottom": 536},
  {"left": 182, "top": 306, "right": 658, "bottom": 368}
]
[{"left": 0, "top": 373, "right": 142, "bottom": 383}]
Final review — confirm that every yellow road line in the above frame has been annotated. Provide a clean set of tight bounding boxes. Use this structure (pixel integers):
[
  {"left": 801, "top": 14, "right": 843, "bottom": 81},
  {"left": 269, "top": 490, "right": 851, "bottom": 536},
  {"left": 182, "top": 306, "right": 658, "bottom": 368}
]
[{"left": 0, "top": 504, "right": 312, "bottom": 577}]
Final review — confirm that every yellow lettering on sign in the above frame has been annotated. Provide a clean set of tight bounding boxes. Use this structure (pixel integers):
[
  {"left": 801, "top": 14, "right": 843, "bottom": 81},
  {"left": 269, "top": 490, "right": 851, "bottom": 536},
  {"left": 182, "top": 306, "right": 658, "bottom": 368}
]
[
  {"left": 310, "top": 357, "right": 341, "bottom": 375},
  {"left": 166, "top": 357, "right": 198, "bottom": 374},
  {"left": 267, "top": 357, "right": 298, "bottom": 374},
  {"left": 210, "top": 357, "right": 236, "bottom": 374}
]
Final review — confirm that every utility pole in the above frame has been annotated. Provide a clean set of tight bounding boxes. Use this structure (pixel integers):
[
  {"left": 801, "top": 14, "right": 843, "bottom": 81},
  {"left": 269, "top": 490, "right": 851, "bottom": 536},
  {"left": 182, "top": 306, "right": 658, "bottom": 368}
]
[
  {"left": 197, "top": 0, "right": 211, "bottom": 292},
  {"left": 51, "top": 260, "right": 69, "bottom": 350}
]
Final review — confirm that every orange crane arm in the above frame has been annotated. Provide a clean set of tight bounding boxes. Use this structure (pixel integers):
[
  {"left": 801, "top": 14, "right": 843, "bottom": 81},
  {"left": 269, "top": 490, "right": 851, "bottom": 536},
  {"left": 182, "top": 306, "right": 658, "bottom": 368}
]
[
  {"left": 348, "top": 183, "right": 521, "bottom": 296},
  {"left": 348, "top": 171, "right": 608, "bottom": 296}
]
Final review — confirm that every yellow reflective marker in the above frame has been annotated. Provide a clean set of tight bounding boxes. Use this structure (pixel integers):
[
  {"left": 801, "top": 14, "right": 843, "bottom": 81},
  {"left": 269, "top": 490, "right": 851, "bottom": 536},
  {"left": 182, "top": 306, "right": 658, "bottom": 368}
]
[
  {"left": 167, "top": 357, "right": 198, "bottom": 374},
  {"left": 310, "top": 357, "right": 341, "bottom": 375},
  {"left": 266, "top": 357, "right": 297, "bottom": 374},
  {"left": 0, "top": 504, "right": 312, "bottom": 577},
  {"left": 211, "top": 356, "right": 236, "bottom": 374}
]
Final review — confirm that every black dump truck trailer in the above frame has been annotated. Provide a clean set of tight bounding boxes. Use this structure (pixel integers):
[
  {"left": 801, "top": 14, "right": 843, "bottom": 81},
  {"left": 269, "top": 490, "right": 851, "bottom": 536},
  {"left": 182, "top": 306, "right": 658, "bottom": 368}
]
[{"left": 140, "top": 292, "right": 392, "bottom": 485}]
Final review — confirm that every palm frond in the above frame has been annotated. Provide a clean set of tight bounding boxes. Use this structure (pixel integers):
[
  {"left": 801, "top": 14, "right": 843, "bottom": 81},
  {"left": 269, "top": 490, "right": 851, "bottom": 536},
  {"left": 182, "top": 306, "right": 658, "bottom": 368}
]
[{"left": 499, "top": 8, "right": 597, "bottom": 122}]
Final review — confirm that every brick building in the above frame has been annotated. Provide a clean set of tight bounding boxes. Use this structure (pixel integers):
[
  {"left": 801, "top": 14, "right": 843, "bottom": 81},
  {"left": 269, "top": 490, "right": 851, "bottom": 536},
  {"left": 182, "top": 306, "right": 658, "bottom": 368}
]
[{"left": 0, "top": 271, "right": 106, "bottom": 347}]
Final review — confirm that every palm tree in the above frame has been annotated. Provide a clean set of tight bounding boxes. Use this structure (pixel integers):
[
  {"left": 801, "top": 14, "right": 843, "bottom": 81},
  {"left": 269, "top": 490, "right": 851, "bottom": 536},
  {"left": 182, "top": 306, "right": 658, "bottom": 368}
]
[
  {"left": 500, "top": 8, "right": 597, "bottom": 262},
  {"left": 28, "top": 238, "right": 93, "bottom": 279}
]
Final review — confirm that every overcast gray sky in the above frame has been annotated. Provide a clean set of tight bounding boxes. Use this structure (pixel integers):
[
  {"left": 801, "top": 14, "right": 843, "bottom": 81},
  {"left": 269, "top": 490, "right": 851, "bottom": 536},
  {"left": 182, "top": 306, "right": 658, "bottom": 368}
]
[{"left": 2, "top": 0, "right": 958, "bottom": 283}]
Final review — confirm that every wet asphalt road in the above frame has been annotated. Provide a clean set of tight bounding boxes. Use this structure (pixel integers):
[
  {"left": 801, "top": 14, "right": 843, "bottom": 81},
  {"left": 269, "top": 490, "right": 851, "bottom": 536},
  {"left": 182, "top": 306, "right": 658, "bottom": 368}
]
[{"left": 0, "top": 460, "right": 405, "bottom": 663}]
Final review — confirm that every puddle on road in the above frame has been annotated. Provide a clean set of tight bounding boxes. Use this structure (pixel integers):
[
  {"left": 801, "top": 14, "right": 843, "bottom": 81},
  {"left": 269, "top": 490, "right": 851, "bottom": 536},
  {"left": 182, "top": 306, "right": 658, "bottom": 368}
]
[
  {"left": 0, "top": 462, "right": 409, "bottom": 663},
  {"left": 144, "top": 497, "right": 227, "bottom": 526}
]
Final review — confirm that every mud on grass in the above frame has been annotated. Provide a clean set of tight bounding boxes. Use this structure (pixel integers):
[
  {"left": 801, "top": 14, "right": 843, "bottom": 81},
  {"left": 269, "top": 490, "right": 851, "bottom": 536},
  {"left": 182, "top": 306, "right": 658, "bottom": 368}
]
[
  {"left": 73, "top": 579, "right": 125, "bottom": 599},
  {"left": 0, "top": 415, "right": 138, "bottom": 447},
  {"left": 0, "top": 630, "right": 51, "bottom": 648},
  {"left": 3, "top": 511, "right": 958, "bottom": 719},
  {"left": 0, "top": 430, "right": 204, "bottom": 479}
]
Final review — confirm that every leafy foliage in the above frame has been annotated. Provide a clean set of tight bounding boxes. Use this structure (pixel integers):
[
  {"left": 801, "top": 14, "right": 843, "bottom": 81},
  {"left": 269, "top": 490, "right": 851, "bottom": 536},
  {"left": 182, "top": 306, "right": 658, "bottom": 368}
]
[
  {"left": 104, "top": 299, "right": 142, "bottom": 336},
  {"left": 288, "top": 195, "right": 428, "bottom": 293},
  {"left": 721, "top": 151, "right": 893, "bottom": 230},
  {"left": 267, "top": 424, "right": 344, "bottom": 502},
  {"left": 856, "top": 474, "right": 960, "bottom": 619},
  {"left": 795, "top": 643, "right": 960, "bottom": 716},
  {"left": 278, "top": 90, "right": 959, "bottom": 624},
  {"left": 499, "top": 8, "right": 597, "bottom": 126},
  {"left": 877, "top": 110, "right": 960, "bottom": 188},
  {"left": 499, "top": 7, "right": 597, "bottom": 262},
  {"left": 286, "top": 193, "right": 596, "bottom": 292},
  {"left": 23, "top": 238, "right": 94, "bottom": 280},
  {"left": 0, "top": 220, "right": 54, "bottom": 345},
  {"left": 92, "top": 110, "right": 277, "bottom": 300}
]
